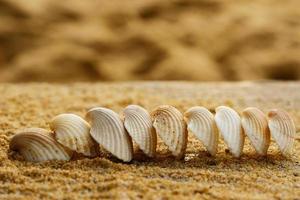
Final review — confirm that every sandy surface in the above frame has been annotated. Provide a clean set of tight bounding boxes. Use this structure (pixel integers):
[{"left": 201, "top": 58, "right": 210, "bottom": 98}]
[
  {"left": 0, "top": 82, "right": 299, "bottom": 199},
  {"left": 0, "top": 0, "right": 300, "bottom": 82}
]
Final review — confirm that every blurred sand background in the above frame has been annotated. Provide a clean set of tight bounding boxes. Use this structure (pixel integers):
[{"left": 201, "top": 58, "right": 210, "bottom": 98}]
[{"left": 0, "top": 0, "right": 300, "bottom": 82}]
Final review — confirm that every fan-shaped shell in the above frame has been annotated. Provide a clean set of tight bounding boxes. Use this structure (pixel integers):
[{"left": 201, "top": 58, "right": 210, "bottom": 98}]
[
  {"left": 241, "top": 107, "right": 270, "bottom": 155},
  {"left": 86, "top": 107, "right": 133, "bottom": 162},
  {"left": 9, "top": 128, "right": 72, "bottom": 162},
  {"left": 151, "top": 105, "right": 188, "bottom": 159},
  {"left": 184, "top": 106, "right": 218, "bottom": 156},
  {"left": 215, "top": 106, "right": 244, "bottom": 157},
  {"left": 268, "top": 109, "right": 296, "bottom": 156},
  {"left": 123, "top": 105, "right": 157, "bottom": 157},
  {"left": 50, "top": 113, "right": 98, "bottom": 157}
]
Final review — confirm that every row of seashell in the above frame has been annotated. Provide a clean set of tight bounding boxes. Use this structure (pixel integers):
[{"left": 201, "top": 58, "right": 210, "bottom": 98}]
[{"left": 9, "top": 105, "right": 296, "bottom": 162}]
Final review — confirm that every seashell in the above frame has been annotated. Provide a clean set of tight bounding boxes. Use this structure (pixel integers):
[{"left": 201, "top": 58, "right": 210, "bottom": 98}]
[
  {"left": 241, "top": 107, "right": 270, "bottom": 155},
  {"left": 122, "top": 105, "right": 157, "bottom": 157},
  {"left": 9, "top": 128, "right": 72, "bottom": 162},
  {"left": 86, "top": 107, "right": 133, "bottom": 162},
  {"left": 268, "top": 109, "right": 296, "bottom": 156},
  {"left": 215, "top": 106, "right": 244, "bottom": 157},
  {"left": 49, "top": 113, "right": 98, "bottom": 157},
  {"left": 151, "top": 105, "right": 188, "bottom": 159},
  {"left": 184, "top": 106, "right": 218, "bottom": 156}
]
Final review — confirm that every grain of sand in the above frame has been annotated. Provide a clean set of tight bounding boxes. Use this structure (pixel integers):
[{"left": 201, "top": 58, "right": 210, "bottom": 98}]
[{"left": 0, "top": 82, "right": 299, "bottom": 199}]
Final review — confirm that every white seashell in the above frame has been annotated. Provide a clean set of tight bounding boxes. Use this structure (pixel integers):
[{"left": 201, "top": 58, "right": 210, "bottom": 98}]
[
  {"left": 151, "top": 105, "right": 188, "bottom": 159},
  {"left": 241, "top": 107, "right": 270, "bottom": 155},
  {"left": 268, "top": 109, "right": 296, "bottom": 156},
  {"left": 50, "top": 113, "right": 98, "bottom": 157},
  {"left": 184, "top": 106, "right": 218, "bottom": 156},
  {"left": 215, "top": 106, "right": 244, "bottom": 157},
  {"left": 123, "top": 105, "right": 157, "bottom": 157},
  {"left": 86, "top": 107, "right": 133, "bottom": 162},
  {"left": 9, "top": 128, "right": 72, "bottom": 162}
]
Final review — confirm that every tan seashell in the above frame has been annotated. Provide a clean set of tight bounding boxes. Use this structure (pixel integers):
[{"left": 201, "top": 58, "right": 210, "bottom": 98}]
[
  {"left": 123, "top": 105, "right": 157, "bottom": 157},
  {"left": 184, "top": 106, "right": 218, "bottom": 156},
  {"left": 9, "top": 128, "right": 72, "bottom": 162},
  {"left": 215, "top": 106, "right": 245, "bottom": 157},
  {"left": 49, "top": 114, "right": 98, "bottom": 157},
  {"left": 151, "top": 105, "right": 188, "bottom": 159},
  {"left": 241, "top": 107, "right": 270, "bottom": 155},
  {"left": 86, "top": 107, "right": 133, "bottom": 162},
  {"left": 268, "top": 109, "right": 296, "bottom": 156}
]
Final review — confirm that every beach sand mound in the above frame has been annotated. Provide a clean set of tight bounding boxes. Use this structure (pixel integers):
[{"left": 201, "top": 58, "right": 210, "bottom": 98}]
[{"left": 0, "top": 0, "right": 300, "bottom": 82}]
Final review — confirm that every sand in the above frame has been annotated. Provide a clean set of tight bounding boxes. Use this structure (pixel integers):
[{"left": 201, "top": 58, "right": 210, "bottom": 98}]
[
  {"left": 0, "top": 0, "right": 300, "bottom": 82},
  {"left": 0, "top": 82, "right": 299, "bottom": 199}
]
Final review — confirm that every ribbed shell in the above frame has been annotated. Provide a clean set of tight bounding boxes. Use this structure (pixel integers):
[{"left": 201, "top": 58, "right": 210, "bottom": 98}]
[
  {"left": 86, "top": 107, "right": 133, "bottom": 162},
  {"left": 50, "top": 113, "right": 98, "bottom": 157},
  {"left": 215, "top": 106, "right": 245, "bottom": 157},
  {"left": 184, "top": 106, "right": 218, "bottom": 156},
  {"left": 9, "top": 128, "right": 72, "bottom": 162},
  {"left": 123, "top": 105, "right": 157, "bottom": 157},
  {"left": 268, "top": 109, "right": 295, "bottom": 156},
  {"left": 241, "top": 107, "right": 270, "bottom": 155},
  {"left": 151, "top": 105, "right": 187, "bottom": 159}
]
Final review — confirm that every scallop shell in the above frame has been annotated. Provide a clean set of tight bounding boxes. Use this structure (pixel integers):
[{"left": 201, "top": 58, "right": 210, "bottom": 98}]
[
  {"left": 9, "top": 128, "right": 72, "bottom": 162},
  {"left": 86, "top": 107, "right": 133, "bottom": 162},
  {"left": 123, "top": 105, "right": 157, "bottom": 157},
  {"left": 215, "top": 106, "right": 244, "bottom": 157},
  {"left": 268, "top": 109, "right": 296, "bottom": 155},
  {"left": 241, "top": 107, "right": 270, "bottom": 155},
  {"left": 151, "top": 105, "right": 188, "bottom": 159},
  {"left": 49, "top": 113, "right": 98, "bottom": 157},
  {"left": 184, "top": 106, "right": 218, "bottom": 156}
]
